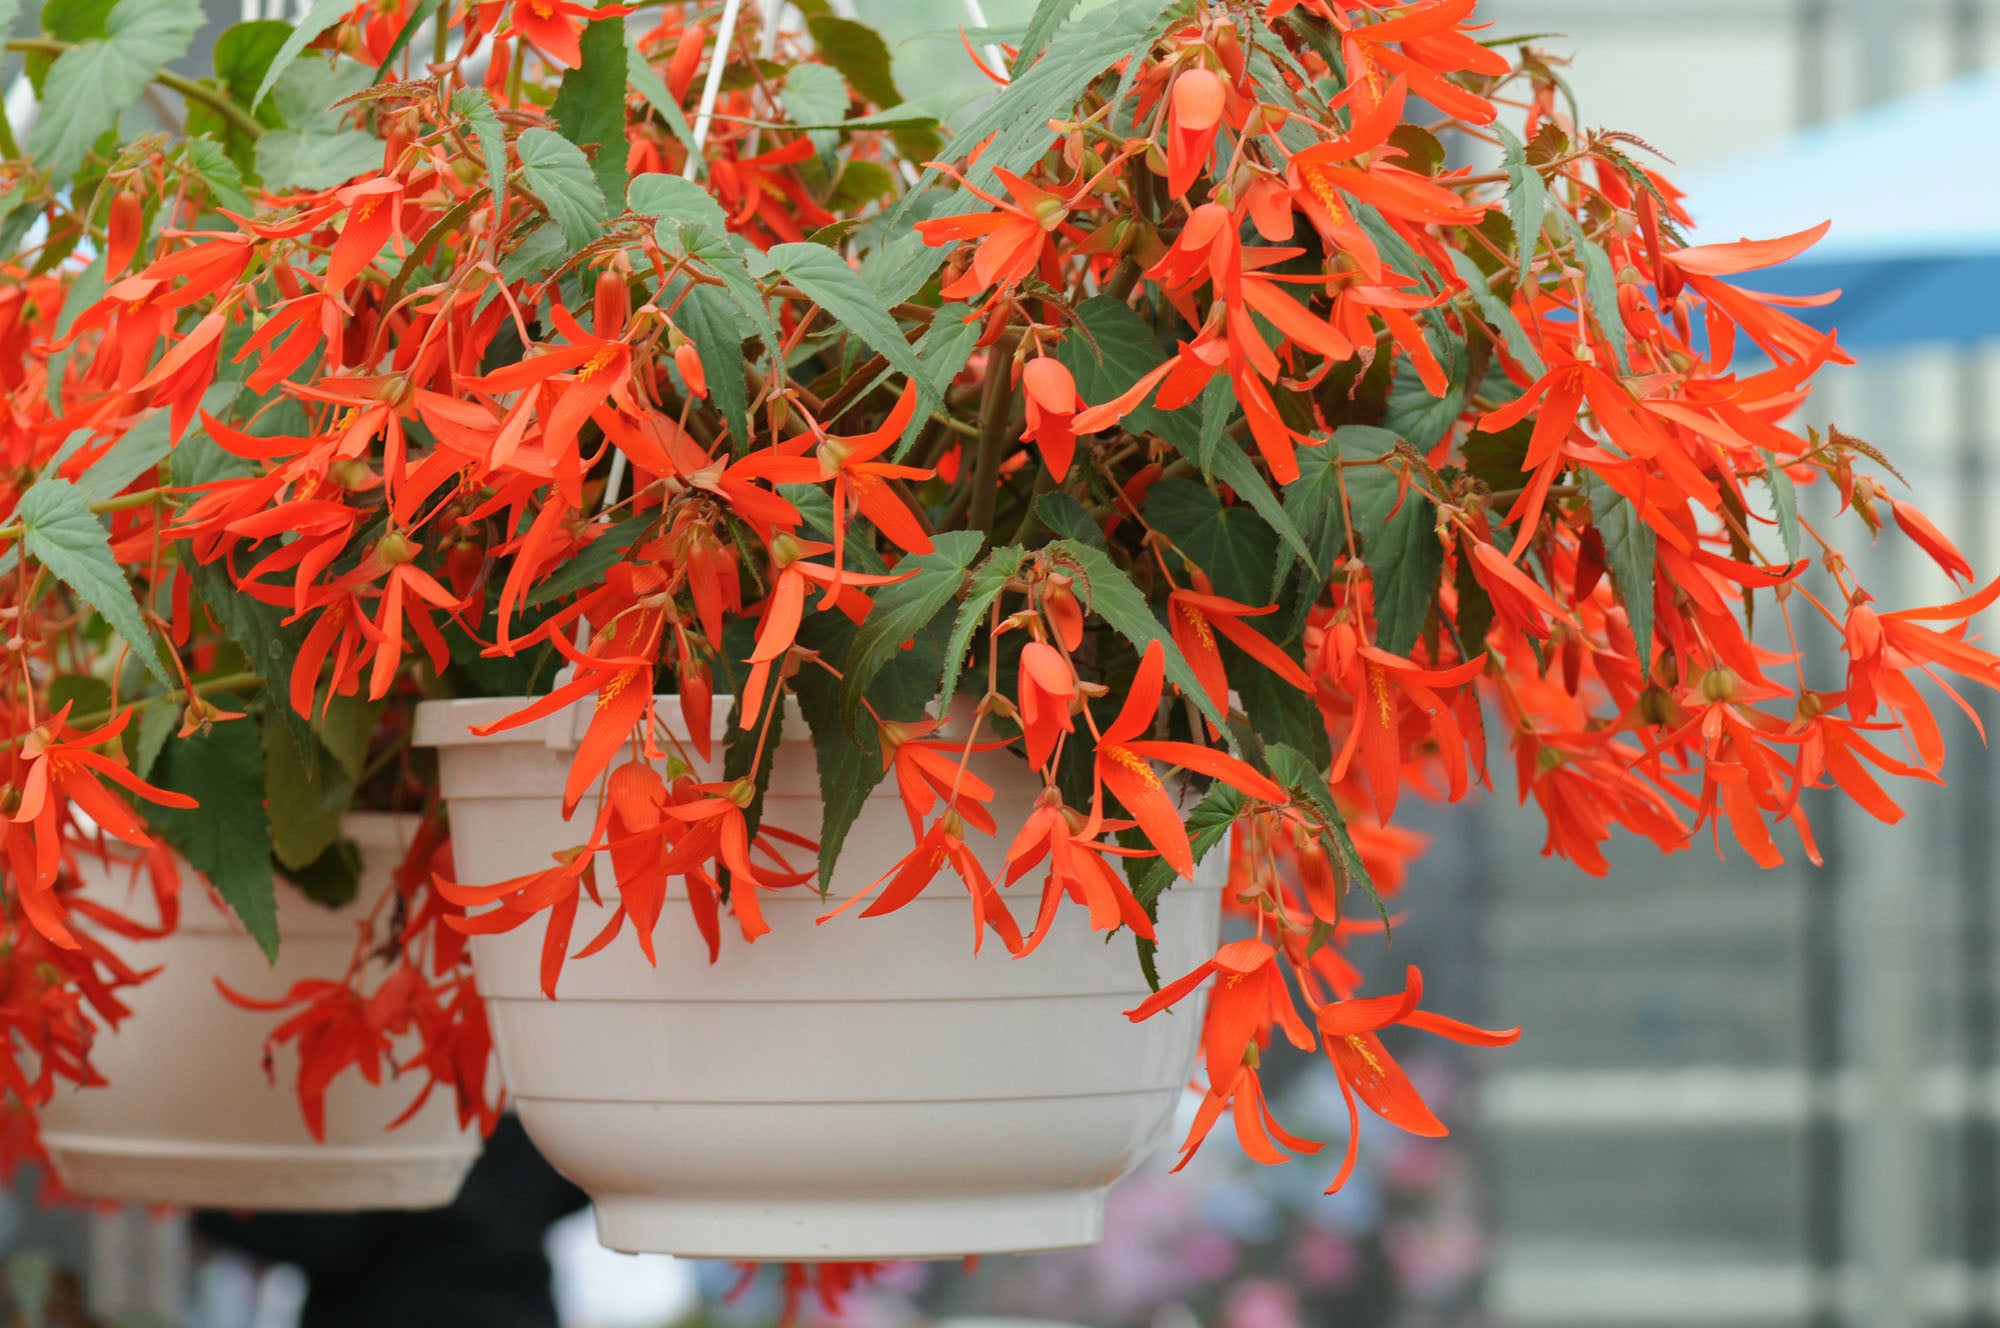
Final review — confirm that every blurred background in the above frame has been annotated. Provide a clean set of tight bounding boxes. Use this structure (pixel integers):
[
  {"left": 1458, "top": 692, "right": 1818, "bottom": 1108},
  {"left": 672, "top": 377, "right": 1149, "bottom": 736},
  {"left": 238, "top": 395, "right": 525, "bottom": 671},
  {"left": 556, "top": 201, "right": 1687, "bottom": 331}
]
[{"left": 6, "top": 0, "right": 2000, "bottom": 1325}]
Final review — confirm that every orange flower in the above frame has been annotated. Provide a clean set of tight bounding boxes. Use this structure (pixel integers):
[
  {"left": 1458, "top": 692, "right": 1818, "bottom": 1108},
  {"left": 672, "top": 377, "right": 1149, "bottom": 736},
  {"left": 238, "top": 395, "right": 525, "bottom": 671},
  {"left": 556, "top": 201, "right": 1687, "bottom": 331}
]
[
  {"left": 1318, "top": 965, "right": 1519, "bottom": 1192},
  {"left": 1168, "top": 587, "right": 1312, "bottom": 722},
  {"left": 1087, "top": 642, "right": 1288, "bottom": 875},
  {"left": 1167, "top": 68, "right": 1227, "bottom": 199},
  {"left": 1020, "top": 358, "right": 1082, "bottom": 481},
  {"left": 1015, "top": 640, "right": 1077, "bottom": 770},
  {"left": 819, "top": 812, "right": 1024, "bottom": 954}
]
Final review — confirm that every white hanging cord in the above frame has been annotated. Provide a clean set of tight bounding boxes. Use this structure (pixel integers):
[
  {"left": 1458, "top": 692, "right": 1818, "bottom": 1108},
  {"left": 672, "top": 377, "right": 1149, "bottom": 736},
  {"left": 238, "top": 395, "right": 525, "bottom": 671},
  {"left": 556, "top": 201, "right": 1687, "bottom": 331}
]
[
  {"left": 592, "top": 0, "right": 740, "bottom": 560},
  {"left": 959, "top": 0, "right": 1008, "bottom": 84}
]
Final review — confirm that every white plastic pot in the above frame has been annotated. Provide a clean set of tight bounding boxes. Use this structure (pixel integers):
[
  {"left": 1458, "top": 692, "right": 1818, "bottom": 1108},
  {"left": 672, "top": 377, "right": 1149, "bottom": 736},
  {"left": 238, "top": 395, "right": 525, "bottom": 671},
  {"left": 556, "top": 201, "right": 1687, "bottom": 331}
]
[
  {"left": 39, "top": 814, "right": 484, "bottom": 1210},
  {"left": 415, "top": 695, "right": 1222, "bottom": 1261}
]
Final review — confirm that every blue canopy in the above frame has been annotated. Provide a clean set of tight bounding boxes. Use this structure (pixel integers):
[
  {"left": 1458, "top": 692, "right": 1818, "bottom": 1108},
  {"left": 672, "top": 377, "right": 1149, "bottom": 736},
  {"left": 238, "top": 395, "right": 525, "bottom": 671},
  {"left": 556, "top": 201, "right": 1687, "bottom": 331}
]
[{"left": 1675, "top": 72, "right": 2000, "bottom": 349}]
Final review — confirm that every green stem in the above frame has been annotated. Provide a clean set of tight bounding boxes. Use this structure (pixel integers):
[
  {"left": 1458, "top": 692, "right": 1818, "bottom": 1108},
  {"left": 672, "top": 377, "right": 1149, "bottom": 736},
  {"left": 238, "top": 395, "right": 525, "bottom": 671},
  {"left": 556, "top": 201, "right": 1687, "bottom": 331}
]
[
  {"left": 5, "top": 40, "right": 265, "bottom": 143},
  {"left": 0, "top": 487, "right": 169, "bottom": 543},
  {"left": 966, "top": 349, "right": 1012, "bottom": 537},
  {"left": 7, "top": 672, "right": 264, "bottom": 749}
]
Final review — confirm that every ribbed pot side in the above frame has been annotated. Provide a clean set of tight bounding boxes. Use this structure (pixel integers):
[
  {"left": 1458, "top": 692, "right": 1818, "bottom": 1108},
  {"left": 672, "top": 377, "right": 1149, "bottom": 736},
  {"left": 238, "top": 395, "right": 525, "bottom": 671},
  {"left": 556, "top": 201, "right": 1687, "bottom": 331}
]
[
  {"left": 416, "top": 695, "right": 1222, "bottom": 1261},
  {"left": 39, "top": 813, "right": 484, "bottom": 1210}
]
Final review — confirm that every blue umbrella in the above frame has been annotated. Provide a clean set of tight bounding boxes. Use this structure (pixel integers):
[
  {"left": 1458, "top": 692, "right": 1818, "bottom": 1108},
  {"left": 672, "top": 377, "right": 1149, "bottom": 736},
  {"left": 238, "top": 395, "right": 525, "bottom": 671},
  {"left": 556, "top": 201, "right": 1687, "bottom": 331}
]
[{"left": 1675, "top": 71, "right": 2000, "bottom": 349}]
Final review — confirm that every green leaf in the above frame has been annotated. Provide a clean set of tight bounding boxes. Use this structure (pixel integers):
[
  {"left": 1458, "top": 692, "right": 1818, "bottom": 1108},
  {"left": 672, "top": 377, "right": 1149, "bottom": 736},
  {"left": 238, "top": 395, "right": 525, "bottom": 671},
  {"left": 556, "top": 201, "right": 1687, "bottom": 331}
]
[
  {"left": 1054, "top": 295, "right": 1194, "bottom": 450},
  {"left": 255, "top": 127, "right": 382, "bottom": 191},
  {"left": 186, "top": 559, "right": 314, "bottom": 759},
  {"left": 805, "top": 15, "right": 900, "bottom": 108},
  {"left": 792, "top": 643, "right": 886, "bottom": 897},
  {"left": 939, "top": 545, "right": 1025, "bottom": 704},
  {"left": 628, "top": 170, "right": 731, "bottom": 238},
  {"left": 1264, "top": 741, "right": 1386, "bottom": 930},
  {"left": 212, "top": 19, "right": 292, "bottom": 108},
  {"left": 1283, "top": 425, "right": 1399, "bottom": 582},
  {"left": 1448, "top": 248, "right": 1544, "bottom": 378},
  {"left": 1584, "top": 473, "right": 1656, "bottom": 669},
  {"left": 625, "top": 29, "right": 701, "bottom": 176},
  {"left": 38, "top": 0, "right": 113, "bottom": 41},
  {"left": 517, "top": 127, "right": 607, "bottom": 250},
  {"left": 186, "top": 135, "right": 252, "bottom": 213},
  {"left": 1146, "top": 478, "right": 1278, "bottom": 606},
  {"left": 1033, "top": 492, "right": 1107, "bottom": 551},
  {"left": 528, "top": 514, "right": 649, "bottom": 606},
  {"left": 1045, "top": 537, "right": 1231, "bottom": 744},
  {"left": 14, "top": 478, "right": 169, "bottom": 684},
  {"left": 452, "top": 88, "right": 508, "bottom": 213},
  {"left": 148, "top": 718, "right": 279, "bottom": 960},
  {"left": 666, "top": 276, "right": 751, "bottom": 451},
  {"left": 552, "top": 13, "right": 629, "bottom": 214},
  {"left": 1555, "top": 208, "right": 1632, "bottom": 376},
  {"left": 74, "top": 410, "right": 171, "bottom": 502},
  {"left": 1497, "top": 124, "right": 1544, "bottom": 292},
  {"left": 265, "top": 725, "right": 351, "bottom": 873},
  {"left": 1015, "top": 0, "right": 1081, "bottom": 72},
  {"left": 368, "top": 0, "right": 443, "bottom": 80},
  {"left": 935, "top": 0, "right": 1168, "bottom": 191},
  {"left": 890, "top": 301, "right": 977, "bottom": 454},
  {"left": 840, "top": 530, "right": 985, "bottom": 722},
  {"left": 1765, "top": 456, "right": 1801, "bottom": 562},
  {"left": 251, "top": 0, "right": 347, "bottom": 109},
  {"left": 27, "top": 0, "right": 203, "bottom": 182},
  {"left": 770, "top": 242, "right": 933, "bottom": 397},
  {"left": 783, "top": 61, "right": 850, "bottom": 137},
  {"left": 282, "top": 836, "right": 362, "bottom": 909},
  {"left": 1344, "top": 434, "right": 1442, "bottom": 658},
  {"left": 1381, "top": 323, "right": 1467, "bottom": 452},
  {"left": 1124, "top": 782, "right": 1243, "bottom": 985},
  {"left": 129, "top": 696, "right": 177, "bottom": 779},
  {"left": 1195, "top": 375, "right": 1232, "bottom": 471}
]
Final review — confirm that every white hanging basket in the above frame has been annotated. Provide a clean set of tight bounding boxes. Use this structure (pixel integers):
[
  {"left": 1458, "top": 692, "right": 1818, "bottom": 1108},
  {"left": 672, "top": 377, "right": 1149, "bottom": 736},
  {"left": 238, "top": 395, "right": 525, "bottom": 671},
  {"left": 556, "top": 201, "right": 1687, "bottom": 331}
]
[
  {"left": 415, "top": 695, "right": 1221, "bottom": 1261},
  {"left": 39, "top": 814, "right": 484, "bottom": 1210}
]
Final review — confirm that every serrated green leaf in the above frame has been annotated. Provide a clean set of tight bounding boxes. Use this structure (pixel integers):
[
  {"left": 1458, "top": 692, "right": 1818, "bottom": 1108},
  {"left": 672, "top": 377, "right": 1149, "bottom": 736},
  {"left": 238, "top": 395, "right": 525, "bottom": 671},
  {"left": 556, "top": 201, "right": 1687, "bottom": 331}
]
[
  {"left": 1054, "top": 295, "right": 1195, "bottom": 449},
  {"left": 939, "top": 545, "right": 1024, "bottom": 704},
  {"left": 783, "top": 61, "right": 850, "bottom": 143},
  {"left": 74, "top": 410, "right": 171, "bottom": 502},
  {"left": 1766, "top": 456, "right": 1801, "bottom": 562},
  {"left": 1498, "top": 124, "right": 1544, "bottom": 292},
  {"left": 1344, "top": 432, "right": 1442, "bottom": 658},
  {"left": 1123, "top": 782, "right": 1243, "bottom": 969},
  {"left": 1264, "top": 741, "right": 1386, "bottom": 931},
  {"left": 1382, "top": 323, "right": 1466, "bottom": 452},
  {"left": 148, "top": 718, "right": 279, "bottom": 959},
  {"left": 38, "top": 0, "right": 110, "bottom": 41},
  {"left": 187, "top": 559, "right": 314, "bottom": 759},
  {"left": 186, "top": 135, "right": 252, "bottom": 213},
  {"left": 1015, "top": 0, "right": 1080, "bottom": 72},
  {"left": 629, "top": 170, "right": 730, "bottom": 236},
  {"left": 1449, "top": 248, "right": 1544, "bottom": 378},
  {"left": 666, "top": 275, "right": 751, "bottom": 450},
  {"left": 369, "top": 0, "right": 443, "bottom": 80},
  {"left": 130, "top": 695, "right": 177, "bottom": 779},
  {"left": 517, "top": 127, "right": 607, "bottom": 250},
  {"left": 251, "top": 0, "right": 347, "bottom": 109},
  {"left": 527, "top": 515, "right": 650, "bottom": 606},
  {"left": 552, "top": 13, "right": 628, "bottom": 213},
  {"left": 1147, "top": 478, "right": 1279, "bottom": 607},
  {"left": 840, "top": 530, "right": 985, "bottom": 721},
  {"left": 805, "top": 15, "right": 899, "bottom": 108},
  {"left": 1045, "top": 537, "right": 1232, "bottom": 745},
  {"left": 15, "top": 478, "right": 169, "bottom": 684},
  {"left": 255, "top": 128, "right": 381, "bottom": 192},
  {"left": 1584, "top": 472, "right": 1656, "bottom": 669},
  {"left": 625, "top": 29, "right": 701, "bottom": 175},
  {"left": 452, "top": 88, "right": 508, "bottom": 214},
  {"left": 28, "top": 0, "right": 203, "bottom": 182},
  {"left": 212, "top": 19, "right": 291, "bottom": 108},
  {"left": 1034, "top": 491, "right": 1107, "bottom": 551},
  {"left": 770, "top": 241, "right": 933, "bottom": 397},
  {"left": 1195, "top": 375, "right": 1232, "bottom": 471},
  {"left": 1555, "top": 208, "right": 1632, "bottom": 376}
]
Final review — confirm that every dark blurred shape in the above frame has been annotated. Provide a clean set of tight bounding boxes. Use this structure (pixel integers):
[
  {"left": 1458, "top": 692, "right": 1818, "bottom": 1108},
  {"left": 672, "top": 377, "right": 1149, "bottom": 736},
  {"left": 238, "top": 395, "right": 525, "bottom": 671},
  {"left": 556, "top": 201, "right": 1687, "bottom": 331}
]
[{"left": 195, "top": 1117, "right": 586, "bottom": 1328}]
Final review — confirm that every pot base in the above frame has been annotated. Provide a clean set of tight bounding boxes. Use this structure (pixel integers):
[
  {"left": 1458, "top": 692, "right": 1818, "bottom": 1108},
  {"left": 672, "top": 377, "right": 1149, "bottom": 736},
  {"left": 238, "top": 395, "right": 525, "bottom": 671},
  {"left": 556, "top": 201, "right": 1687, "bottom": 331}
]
[
  {"left": 591, "top": 1189, "right": 1107, "bottom": 1261},
  {"left": 41, "top": 1134, "right": 477, "bottom": 1212}
]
